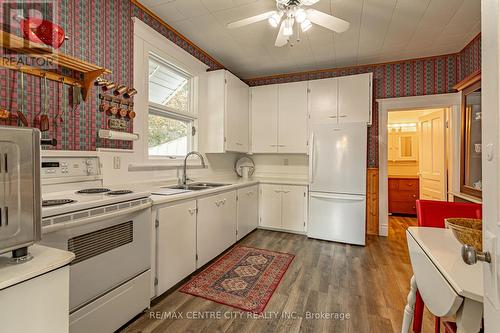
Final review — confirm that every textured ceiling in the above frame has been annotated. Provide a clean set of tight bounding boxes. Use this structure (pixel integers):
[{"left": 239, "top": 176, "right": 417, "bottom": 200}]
[{"left": 138, "top": 0, "right": 481, "bottom": 79}]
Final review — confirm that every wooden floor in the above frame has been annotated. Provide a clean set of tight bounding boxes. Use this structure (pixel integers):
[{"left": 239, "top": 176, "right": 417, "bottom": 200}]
[{"left": 121, "top": 215, "right": 435, "bottom": 333}]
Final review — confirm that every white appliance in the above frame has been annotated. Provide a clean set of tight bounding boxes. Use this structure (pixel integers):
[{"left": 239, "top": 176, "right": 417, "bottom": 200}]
[
  {"left": 39, "top": 155, "right": 152, "bottom": 333},
  {"left": 307, "top": 122, "right": 367, "bottom": 245}
]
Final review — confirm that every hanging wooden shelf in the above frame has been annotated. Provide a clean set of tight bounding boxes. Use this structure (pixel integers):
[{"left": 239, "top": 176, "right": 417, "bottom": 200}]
[{"left": 0, "top": 30, "right": 111, "bottom": 101}]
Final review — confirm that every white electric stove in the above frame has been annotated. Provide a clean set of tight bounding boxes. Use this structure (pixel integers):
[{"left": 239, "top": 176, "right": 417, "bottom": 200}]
[{"left": 40, "top": 155, "right": 152, "bottom": 333}]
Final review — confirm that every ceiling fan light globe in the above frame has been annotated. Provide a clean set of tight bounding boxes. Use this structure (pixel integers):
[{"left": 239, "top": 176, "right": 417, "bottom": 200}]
[
  {"left": 295, "top": 8, "right": 307, "bottom": 23},
  {"left": 268, "top": 11, "right": 282, "bottom": 28},
  {"left": 301, "top": 19, "right": 312, "bottom": 32}
]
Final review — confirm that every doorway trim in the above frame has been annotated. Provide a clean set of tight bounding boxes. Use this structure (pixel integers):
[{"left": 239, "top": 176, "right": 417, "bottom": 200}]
[{"left": 377, "top": 93, "right": 461, "bottom": 236}]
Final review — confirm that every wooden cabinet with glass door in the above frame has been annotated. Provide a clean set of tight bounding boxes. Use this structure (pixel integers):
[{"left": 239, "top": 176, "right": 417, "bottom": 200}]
[{"left": 454, "top": 70, "right": 482, "bottom": 199}]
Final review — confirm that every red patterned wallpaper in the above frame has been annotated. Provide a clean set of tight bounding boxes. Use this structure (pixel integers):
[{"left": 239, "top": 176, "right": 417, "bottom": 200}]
[
  {"left": 245, "top": 34, "right": 481, "bottom": 168},
  {"left": 0, "top": 0, "right": 222, "bottom": 151}
]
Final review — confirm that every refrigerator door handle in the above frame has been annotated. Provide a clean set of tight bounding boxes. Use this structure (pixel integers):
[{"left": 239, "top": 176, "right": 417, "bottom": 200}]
[
  {"left": 309, "top": 192, "right": 365, "bottom": 201},
  {"left": 309, "top": 133, "right": 315, "bottom": 184}
]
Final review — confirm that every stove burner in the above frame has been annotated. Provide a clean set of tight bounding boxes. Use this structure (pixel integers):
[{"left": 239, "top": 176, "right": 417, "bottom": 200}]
[
  {"left": 42, "top": 199, "right": 76, "bottom": 207},
  {"left": 76, "top": 188, "right": 111, "bottom": 194},
  {"left": 107, "top": 190, "right": 133, "bottom": 196}
]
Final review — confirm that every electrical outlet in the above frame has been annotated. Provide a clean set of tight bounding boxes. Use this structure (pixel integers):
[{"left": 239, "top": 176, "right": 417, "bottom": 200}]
[
  {"left": 283, "top": 158, "right": 289, "bottom": 166},
  {"left": 113, "top": 156, "right": 121, "bottom": 169}
]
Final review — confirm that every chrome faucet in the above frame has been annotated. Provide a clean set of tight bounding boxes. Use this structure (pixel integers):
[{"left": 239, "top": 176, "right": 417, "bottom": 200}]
[{"left": 181, "top": 151, "right": 206, "bottom": 187}]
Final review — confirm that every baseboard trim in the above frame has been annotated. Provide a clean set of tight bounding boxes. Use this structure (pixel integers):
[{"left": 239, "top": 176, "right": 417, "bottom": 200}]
[{"left": 379, "top": 224, "right": 388, "bottom": 237}]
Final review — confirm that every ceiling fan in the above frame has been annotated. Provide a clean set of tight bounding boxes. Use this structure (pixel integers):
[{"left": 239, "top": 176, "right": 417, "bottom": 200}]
[{"left": 226, "top": 0, "right": 350, "bottom": 47}]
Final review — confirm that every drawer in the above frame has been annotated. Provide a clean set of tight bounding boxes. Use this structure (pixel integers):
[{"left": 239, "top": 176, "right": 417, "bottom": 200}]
[
  {"left": 389, "top": 201, "right": 417, "bottom": 214},
  {"left": 388, "top": 179, "right": 399, "bottom": 190},
  {"left": 389, "top": 191, "right": 418, "bottom": 202},
  {"left": 398, "top": 179, "right": 419, "bottom": 191}
]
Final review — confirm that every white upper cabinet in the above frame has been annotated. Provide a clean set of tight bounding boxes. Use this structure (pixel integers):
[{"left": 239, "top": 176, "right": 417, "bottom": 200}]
[
  {"left": 338, "top": 73, "right": 372, "bottom": 124},
  {"left": 199, "top": 70, "right": 249, "bottom": 153},
  {"left": 308, "top": 77, "right": 338, "bottom": 124},
  {"left": 251, "top": 85, "right": 279, "bottom": 153},
  {"left": 251, "top": 82, "right": 308, "bottom": 154},
  {"left": 278, "top": 81, "right": 308, "bottom": 153},
  {"left": 308, "top": 73, "right": 372, "bottom": 125}
]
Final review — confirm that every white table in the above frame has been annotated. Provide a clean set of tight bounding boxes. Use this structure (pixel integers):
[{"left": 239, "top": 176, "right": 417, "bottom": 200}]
[{"left": 402, "top": 227, "right": 483, "bottom": 333}]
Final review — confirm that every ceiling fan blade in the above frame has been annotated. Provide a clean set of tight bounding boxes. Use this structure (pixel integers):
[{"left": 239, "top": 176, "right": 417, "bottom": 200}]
[
  {"left": 301, "top": 0, "right": 320, "bottom": 5},
  {"left": 275, "top": 21, "right": 288, "bottom": 47},
  {"left": 306, "top": 9, "right": 350, "bottom": 33},
  {"left": 227, "top": 11, "right": 276, "bottom": 29}
]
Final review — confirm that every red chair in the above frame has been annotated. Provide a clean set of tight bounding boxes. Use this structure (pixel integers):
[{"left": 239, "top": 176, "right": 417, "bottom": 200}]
[{"left": 412, "top": 199, "right": 482, "bottom": 333}]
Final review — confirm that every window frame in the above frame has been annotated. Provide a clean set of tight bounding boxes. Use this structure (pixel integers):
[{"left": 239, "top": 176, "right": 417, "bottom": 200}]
[{"left": 146, "top": 52, "right": 198, "bottom": 161}]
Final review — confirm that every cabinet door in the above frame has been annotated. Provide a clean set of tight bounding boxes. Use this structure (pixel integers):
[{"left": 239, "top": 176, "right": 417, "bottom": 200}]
[
  {"left": 278, "top": 82, "right": 308, "bottom": 153},
  {"left": 237, "top": 185, "right": 259, "bottom": 240},
  {"left": 308, "top": 77, "right": 338, "bottom": 123},
  {"left": 259, "top": 184, "right": 282, "bottom": 228},
  {"left": 251, "top": 85, "right": 279, "bottom": 153},
  {"left": 199, "top": 70, "right": 226, "bottom": 153},
  {"left": 338, "top": 73, "right": 372, "bottom": 123},
  {"left": 281, "top": 185, "right": 307, "bottom": 232},
  {"left": 225, "top": 71, "right": 249, "bottom": 153},
  {"left": 157, "top": 200, "right": 197, "bottom": 295},
  {"left": 197, "top": 191, "right": 237, "bottom": 268}
]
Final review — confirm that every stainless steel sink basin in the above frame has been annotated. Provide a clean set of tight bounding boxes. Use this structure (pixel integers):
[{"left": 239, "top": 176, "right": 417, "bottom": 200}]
[{"left": 163, "top": 182, "right": 229, "bottom": 191}]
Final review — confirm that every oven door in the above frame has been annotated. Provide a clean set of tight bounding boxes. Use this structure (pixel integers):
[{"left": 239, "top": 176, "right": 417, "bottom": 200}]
[{"left": 41, "top": 202, "right": 151, "bottom": 311}]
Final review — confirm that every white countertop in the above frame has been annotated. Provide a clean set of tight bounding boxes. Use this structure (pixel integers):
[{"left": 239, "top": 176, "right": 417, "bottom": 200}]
[
  {"left": 407, "top": 227, "right": 483, "bottom": 302},
  {"left": 0, "top": 245, "right": 75, "bottom": 290},
  {"left": 123, "top": 176, "right": 309, "bottom": 205}
]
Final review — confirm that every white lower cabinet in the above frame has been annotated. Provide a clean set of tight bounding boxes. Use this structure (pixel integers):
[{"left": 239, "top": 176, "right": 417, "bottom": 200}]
[
  {"left": 281, "top": 185, "right": 308, "bottom": 232},
  {"left": 197, "top": 191, "right": 237, "bottom": 268},
  {"left": 259, "top": 184, "right": 307, "bottom": 233},
  {"left": 259, "top": 184, "right": 283, "bottom": 229},
  {"left": 156, "top": 200, "right": 197, "bottom": 296},
  {"left": 152, "top": 183, "right": 303, "bottom": 298},
  {"left": 237, "top": 185, "right": 259, "bottom": 240}
]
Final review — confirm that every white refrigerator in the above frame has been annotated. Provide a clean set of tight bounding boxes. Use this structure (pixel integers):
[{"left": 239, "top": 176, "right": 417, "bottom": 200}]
[{"left": 307, "top": 122, "right": 367, "bottom": 245}]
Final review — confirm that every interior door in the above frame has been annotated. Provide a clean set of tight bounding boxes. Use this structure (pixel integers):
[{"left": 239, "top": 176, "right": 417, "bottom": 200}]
[
  {"left": 481, "top": 1, "right": 500, "bottom": 329},
  {"left": 259, "top": 184, "right": 282, "bottom": 228},
  {"left": 278, "top": 81, "right": 308, "bottom": 153},
  {"left": 418, "top": 109, "right": 446, "bottom": 200},
  {"left": 251, "top": 85, "right": 278, "bottom": 153}
]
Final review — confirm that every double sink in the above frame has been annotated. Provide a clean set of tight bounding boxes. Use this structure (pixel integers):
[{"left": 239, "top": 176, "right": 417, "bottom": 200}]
[{"left": 164, "top": 182, "right": 228, "bottom": 192}]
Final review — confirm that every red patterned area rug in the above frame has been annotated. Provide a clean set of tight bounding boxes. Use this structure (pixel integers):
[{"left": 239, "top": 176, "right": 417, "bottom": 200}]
[{"left": 179, "top": 246, "right": 294, "bottom": 313}]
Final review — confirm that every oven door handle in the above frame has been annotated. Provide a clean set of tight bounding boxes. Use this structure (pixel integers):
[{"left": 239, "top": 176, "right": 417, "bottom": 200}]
[{"left": 43, "top": 201, "right": 152, "bottom": 234}]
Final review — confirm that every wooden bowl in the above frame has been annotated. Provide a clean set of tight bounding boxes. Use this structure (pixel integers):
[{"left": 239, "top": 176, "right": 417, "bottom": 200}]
[{"left": 445, "top": 218, "right": 482, "bottom": 251}]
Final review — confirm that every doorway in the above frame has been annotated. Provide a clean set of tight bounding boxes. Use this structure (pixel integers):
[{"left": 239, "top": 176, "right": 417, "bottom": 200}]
[
  {"left": 377, "top": 93, "right": 461, "bottom": 236},
  {"left": 387, "top": 108, "right": 449, "bottom": 233}
]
